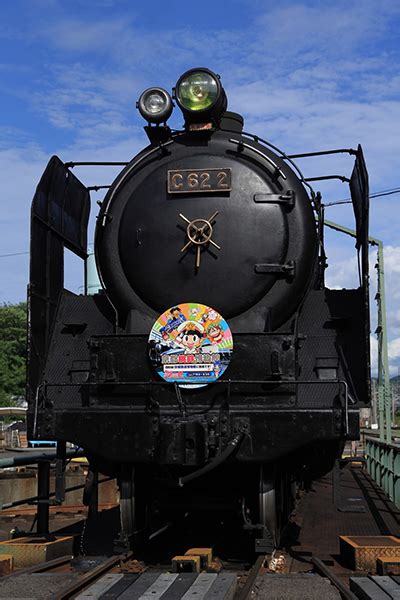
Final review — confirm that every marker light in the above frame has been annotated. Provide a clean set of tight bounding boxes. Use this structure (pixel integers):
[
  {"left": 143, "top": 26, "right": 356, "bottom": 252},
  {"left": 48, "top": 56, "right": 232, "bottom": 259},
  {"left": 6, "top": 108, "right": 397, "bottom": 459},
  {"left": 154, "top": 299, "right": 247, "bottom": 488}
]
[
  {"left": 137, "top": 88, "right": 173, "bottom": 124},
  {"left": 175, "top": 68, "right": 227, "bottom": 125}
]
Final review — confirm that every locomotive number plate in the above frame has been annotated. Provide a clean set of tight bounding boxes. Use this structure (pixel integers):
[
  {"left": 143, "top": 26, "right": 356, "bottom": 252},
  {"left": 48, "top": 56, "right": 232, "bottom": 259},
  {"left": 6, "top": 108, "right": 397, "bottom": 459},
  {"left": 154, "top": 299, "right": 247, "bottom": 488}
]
[{"left": 168, "top": 168, "right": 231, "bottom": 193}]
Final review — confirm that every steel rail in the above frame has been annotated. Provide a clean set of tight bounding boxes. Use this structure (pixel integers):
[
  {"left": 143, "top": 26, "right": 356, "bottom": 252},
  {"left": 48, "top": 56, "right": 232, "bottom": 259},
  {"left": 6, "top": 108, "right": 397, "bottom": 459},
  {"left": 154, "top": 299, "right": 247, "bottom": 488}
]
[
  {"left": 312, "top": 557, "right": 358, "bottom": 600},
  {"left": 0, "top": 555, "right": 72, "bottom": 580},
  {"left": 52, "top": 552, "right": 133, "bottom": 600},
  {"left": 236, "top": 554, "right": 265, "bottom": 600}
]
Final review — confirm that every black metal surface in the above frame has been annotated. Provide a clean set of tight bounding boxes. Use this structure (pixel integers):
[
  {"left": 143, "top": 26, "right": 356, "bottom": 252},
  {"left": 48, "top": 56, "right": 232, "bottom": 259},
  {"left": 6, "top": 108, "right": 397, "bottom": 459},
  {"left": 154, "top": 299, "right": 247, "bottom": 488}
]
[
  {"left": 88, "top": 332, "right": 296, "bottom": 388},
  {"left": 31, "top": 155, "right": 89, "bottom": 257},
  {"left": 47, "top": 407, "right": 354, "bottom": 466},
  {"left": 351, "top": 146, "right": 369, "bottom": 252},
  {"left": 28, "top": 156, "right": 90, "bottom": 417},
  {"left": 350, "top": 145, "right": 371, "bottom": 404},
  {"left": 297, "top": 288, "right": 370, "bottom": 408},
  {"left": 55, "top": 441, "right": 66, "bottom": 504},
  {"left": 95, "top": 130, "right": 317, "bottom": 327}
]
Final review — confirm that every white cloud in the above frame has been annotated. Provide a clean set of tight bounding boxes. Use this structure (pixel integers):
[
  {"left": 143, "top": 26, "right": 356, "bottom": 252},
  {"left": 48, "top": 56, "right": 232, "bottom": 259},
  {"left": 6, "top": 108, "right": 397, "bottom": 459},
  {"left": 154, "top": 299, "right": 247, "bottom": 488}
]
[
  {"left": 389, "top": 338, "right": 400, "bottom": 361},
  {"left": 41, "top": 18, "right": 131, "bottom": 53},
  {"left": 370, "top": 335, "right": 378, "bottom": 376}
]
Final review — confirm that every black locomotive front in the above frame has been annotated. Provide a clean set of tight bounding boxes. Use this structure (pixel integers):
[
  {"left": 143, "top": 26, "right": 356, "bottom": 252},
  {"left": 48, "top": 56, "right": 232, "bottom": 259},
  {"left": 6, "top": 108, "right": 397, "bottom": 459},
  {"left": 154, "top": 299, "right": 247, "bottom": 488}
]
[{"left": 27, "top": 68, "right": 370, "bottom": 550}]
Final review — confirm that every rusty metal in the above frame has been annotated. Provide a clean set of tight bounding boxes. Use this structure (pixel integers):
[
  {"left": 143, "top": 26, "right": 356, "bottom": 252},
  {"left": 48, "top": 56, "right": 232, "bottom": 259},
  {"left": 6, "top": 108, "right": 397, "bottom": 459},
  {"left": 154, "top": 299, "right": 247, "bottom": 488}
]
[
  {"left": 377, "top": 556, "right": 400, "bottom": 575},
  {"left": 0, "top": 535, "right": 73, "bottom": 568},
  {"left": 312, "top": 557, "right": 358, "bottom": 600},
  {"left": 0, "top": 554, "right": 13, "bottom": 575},
  {"left": 340, "top": 535, "right": 400, "bottom": 572},
  {"left": 0, "top": 554, "right": 72, "bottom": 579},
  {"left": 236, "top": 555, "right": 265, "bottom": 600},
  {"left": 1, "top": 502, "right": 117, "bottom": 516}
]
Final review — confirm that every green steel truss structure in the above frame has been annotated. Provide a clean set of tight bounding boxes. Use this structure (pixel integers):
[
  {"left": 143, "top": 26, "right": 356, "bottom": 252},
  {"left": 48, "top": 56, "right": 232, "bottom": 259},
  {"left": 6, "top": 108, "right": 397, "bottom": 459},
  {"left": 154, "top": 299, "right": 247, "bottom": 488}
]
[{"left": 325, "top": 219, "right": 398, "bottom": 504}]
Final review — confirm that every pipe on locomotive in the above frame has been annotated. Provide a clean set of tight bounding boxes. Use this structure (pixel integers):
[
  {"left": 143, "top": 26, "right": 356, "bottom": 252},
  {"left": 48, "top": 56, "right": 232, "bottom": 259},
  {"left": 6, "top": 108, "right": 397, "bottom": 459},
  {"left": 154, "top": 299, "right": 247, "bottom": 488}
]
[{"left": 178, "top": 432, "right": 245, "bottom": 487}]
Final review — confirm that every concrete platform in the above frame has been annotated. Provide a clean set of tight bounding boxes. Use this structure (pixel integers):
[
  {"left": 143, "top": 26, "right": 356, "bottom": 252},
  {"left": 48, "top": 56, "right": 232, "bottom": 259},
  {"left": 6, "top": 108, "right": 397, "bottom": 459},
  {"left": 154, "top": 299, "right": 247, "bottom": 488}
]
[
  {"left": 252, "top": 573, "right": 340, "bottom": 599},
  {"left": 0, "top": 572, "right": 81, "bottom": 599}
]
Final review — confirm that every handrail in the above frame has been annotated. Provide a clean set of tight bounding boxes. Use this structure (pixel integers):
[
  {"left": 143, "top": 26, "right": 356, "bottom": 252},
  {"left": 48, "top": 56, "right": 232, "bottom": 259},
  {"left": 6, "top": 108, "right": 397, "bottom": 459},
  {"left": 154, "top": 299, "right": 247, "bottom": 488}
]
[
  {"left": 0, "top": 448, "right": 97, "bottom": 534},
  {"left": 364, "top": 434, "right": 400, "bottom": 506},
  {"left": 0, "top": 449, "right": 84, "bottom": 469},
  {"left": 0, "top": 407, "right": 27, "bottom": 417},
  {"left": 0, "top": 477, "right": 112, "bottom": 510},
  {"left": 362, "top": 429, "right": 400, "bottom": 449}
]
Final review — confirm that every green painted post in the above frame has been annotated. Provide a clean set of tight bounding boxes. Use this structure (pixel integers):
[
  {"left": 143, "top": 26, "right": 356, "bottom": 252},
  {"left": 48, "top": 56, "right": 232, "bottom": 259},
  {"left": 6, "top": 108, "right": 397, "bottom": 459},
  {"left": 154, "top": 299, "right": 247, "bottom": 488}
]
[
  {"left": 376, "top": 242, "right": 392, "bottom": 445},
  {"left": 324, "top": 220, "right": 391, "bottom": 445},
  {"left": 395, "top": 452, "right": 400, "bottom": 506}
]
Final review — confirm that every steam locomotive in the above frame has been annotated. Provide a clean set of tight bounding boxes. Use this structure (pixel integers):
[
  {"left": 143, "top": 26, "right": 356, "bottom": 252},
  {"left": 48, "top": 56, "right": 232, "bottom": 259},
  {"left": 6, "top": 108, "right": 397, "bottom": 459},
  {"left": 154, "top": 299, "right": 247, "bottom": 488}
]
[{"left": 27, "top": 68, "right": 370, "bottom": 551}]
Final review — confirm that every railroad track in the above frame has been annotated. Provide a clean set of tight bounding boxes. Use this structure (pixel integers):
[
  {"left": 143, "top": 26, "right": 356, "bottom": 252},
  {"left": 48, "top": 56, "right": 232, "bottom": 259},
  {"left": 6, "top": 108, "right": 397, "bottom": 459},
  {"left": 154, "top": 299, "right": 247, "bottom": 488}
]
[{"left": 0, "top": 546, "right": 361, "bottom": 599}]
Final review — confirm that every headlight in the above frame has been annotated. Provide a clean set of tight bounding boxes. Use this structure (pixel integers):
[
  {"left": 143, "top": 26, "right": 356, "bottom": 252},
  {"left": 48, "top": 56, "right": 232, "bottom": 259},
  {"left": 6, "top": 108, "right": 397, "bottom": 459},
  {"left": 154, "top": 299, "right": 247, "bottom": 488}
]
[
  {"left": 137, "top": 87, "right": 173, "bottom": 124},
  {"left": 177, "top": 71, "right": 219, "bottom": 112},
  {"left": 175, "top": 68, "right": 227, "bottom": 125}
]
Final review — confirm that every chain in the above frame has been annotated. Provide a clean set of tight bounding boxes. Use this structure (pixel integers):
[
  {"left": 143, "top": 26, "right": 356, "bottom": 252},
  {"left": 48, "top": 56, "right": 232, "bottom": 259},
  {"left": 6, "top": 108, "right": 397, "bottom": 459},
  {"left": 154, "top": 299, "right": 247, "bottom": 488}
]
[{"left": 80, "top": 516, "right": 87, "bottom": 557}]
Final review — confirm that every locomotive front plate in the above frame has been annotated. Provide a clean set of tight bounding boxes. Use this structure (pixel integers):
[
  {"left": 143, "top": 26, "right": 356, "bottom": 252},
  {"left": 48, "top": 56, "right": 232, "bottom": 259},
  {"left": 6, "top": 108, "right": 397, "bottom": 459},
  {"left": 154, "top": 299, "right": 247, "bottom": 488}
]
[{"left": 168, "top": 168, "right": 231, "bottom": 193}]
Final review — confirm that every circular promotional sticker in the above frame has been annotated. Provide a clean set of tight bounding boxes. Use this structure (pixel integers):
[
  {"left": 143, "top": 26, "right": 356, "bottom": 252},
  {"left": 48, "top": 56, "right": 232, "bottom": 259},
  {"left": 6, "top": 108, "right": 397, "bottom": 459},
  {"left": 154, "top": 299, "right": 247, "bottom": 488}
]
[{"left": 148, "top": 303, "right": 233, "bottom": 386}]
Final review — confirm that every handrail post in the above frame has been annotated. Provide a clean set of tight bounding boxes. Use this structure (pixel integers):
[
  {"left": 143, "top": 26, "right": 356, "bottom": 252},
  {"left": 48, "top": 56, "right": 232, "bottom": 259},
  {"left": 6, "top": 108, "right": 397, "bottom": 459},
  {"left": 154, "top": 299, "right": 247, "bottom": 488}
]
[
  {"left": 37, "top": 460, "right": 50, "bottom": 534},
  {"left": 55, "top": 441, "right": 66, "bottom": 503},
  {"left": 88, "top": 469, "right": 99, "bottom": 519}
]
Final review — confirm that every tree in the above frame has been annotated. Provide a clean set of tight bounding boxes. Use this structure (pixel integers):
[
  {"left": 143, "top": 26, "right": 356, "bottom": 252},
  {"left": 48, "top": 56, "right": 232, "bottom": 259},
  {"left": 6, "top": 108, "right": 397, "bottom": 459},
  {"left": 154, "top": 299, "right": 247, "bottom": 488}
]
[{"left": 0, "top": 303, "right": 27, "bottom": 406}]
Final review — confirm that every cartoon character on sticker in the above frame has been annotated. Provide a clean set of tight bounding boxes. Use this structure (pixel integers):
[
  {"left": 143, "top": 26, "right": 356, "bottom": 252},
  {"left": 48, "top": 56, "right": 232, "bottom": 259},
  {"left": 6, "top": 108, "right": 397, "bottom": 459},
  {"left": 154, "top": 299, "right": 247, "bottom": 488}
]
[
  {"left": 202, "top": 309, "right": 218, "bottom": 323},
  {"left": 166, "top": 307, "right": 185, "bottom": 330},
  {"left": 176, "top": 321, "right": 205, "bottom": 354},
  {"left": 207, "top": 323, "right": 224, "bottom": 345},
  {"left": 189, "top": 307, "right": 201, "bottom": 320},
  {"left": 159, "top": 329, "right": 174, "bottom": 348}
]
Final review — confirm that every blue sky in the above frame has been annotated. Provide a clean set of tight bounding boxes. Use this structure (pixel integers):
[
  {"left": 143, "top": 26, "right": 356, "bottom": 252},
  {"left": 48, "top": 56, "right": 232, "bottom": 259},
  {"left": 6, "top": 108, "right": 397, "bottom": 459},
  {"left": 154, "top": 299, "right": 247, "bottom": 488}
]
[{"left": 1, "top": 0, "right": 400, "bottom": 374}]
